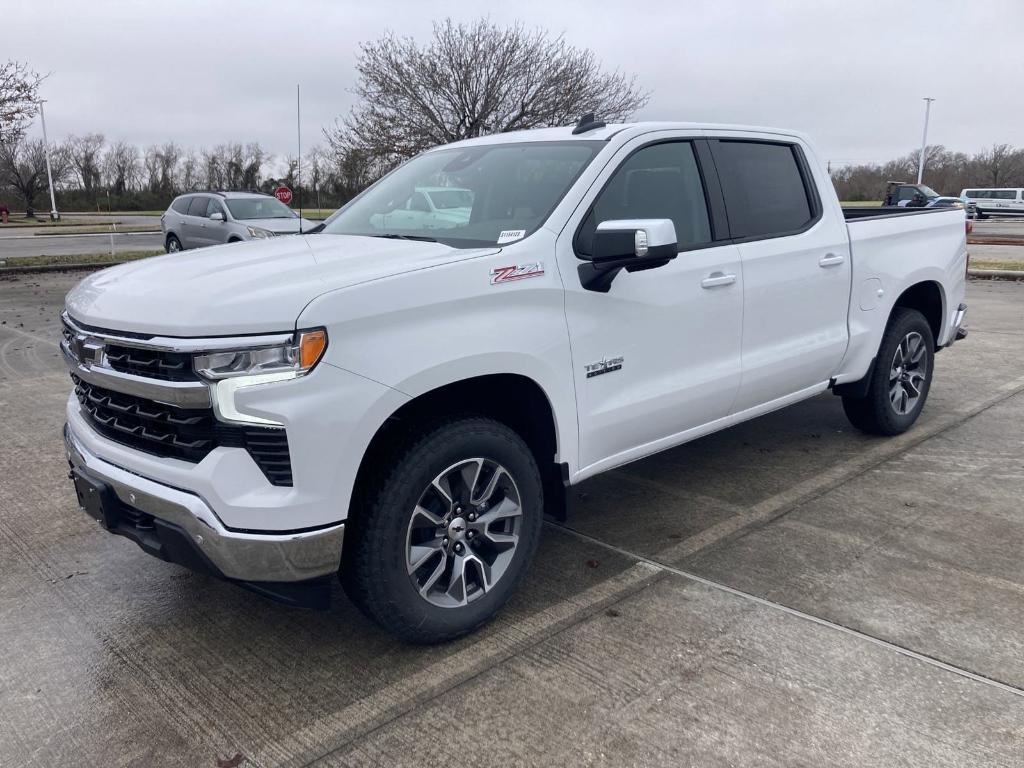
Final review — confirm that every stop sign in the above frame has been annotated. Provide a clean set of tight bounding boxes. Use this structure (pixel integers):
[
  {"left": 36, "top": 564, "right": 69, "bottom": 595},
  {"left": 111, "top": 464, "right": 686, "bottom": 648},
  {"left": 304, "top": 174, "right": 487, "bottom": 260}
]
[{"left": 274, "top": 186, "right": 293, "bottom": 205}]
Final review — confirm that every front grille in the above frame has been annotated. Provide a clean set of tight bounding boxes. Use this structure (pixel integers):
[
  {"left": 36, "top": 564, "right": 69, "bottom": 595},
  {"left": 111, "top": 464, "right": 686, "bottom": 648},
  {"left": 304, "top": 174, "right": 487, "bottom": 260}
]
[
  {"left": 73, "top": 376, "right": 292, "bottom": 486},
  {"left": 104, "top": 344, "right": 197, "bottom": 382}
]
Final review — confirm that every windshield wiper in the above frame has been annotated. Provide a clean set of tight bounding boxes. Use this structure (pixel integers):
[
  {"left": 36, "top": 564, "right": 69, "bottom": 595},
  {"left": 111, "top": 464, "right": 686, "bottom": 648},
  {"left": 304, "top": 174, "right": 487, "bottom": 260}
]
[{"left": 369, "top": 233, "right": 439, "bottom": 243}]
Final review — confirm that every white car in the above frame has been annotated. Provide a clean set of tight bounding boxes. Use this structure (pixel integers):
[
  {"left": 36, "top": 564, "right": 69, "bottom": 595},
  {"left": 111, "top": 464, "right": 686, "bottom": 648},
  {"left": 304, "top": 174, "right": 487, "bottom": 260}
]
[
  {"left": 368, "top": 186, "right": 473, "bottom": 231},
  {"left": 62, "top": 119, "right": 969, "bottom": 642},
  {"left": 959, "top": 188, "right": 1024, "bottom": 219}
]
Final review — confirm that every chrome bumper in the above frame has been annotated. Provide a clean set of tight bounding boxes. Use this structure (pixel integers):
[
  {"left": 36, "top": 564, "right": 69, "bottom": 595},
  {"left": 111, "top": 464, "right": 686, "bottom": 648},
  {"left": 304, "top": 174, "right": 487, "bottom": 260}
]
[{"left": 64, "top": 423, "right": 343, "bottom": 583}]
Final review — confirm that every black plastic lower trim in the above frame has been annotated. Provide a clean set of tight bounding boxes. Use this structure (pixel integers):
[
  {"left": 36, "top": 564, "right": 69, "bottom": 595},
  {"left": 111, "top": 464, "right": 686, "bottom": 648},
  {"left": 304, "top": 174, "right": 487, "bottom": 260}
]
[{"left": 69, "top": 464, "right": 331, "bottom": 610}]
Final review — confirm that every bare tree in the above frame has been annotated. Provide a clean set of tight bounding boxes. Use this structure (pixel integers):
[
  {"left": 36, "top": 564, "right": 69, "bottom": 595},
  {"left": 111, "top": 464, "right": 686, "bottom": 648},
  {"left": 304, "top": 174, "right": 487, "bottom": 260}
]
[
  {"left": 178, "top": 149, "right": 200, "bottom": 191},
  {"left": 68, "top": 133, "right": 105, "bottom": 195},
  {"left": 202, "top": 147, "right": 224, "bottom": 190},
  {"left": 978, "top": 144, "right": 1022, "bottom": 188},
  {"left": 103, "top": 141, "right": 140, "bottom": 194},
  {"left": 307, "top": 145, "right": 328, "bottom": 210},
  {"left": 0, "top": 136, "right": 70, "bottom": 214},
  {"left": 0, "top": 60, "right": 45, "bottom": 143},
  {"left": 326, "top": 18, "right": 649, "bottom": 174},
  {"left": 830, "top": 142, "right": 1024, "bottom": 202},
  {"left": 142, "top": 142, "right": 180, "bottom": 196}
]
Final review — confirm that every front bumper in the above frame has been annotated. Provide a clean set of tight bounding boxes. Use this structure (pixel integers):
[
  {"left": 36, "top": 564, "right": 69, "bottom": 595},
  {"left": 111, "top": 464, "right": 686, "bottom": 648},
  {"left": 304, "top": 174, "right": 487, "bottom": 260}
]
[{"left": 64, "top": 423, "right": 343, "bottom": 607}]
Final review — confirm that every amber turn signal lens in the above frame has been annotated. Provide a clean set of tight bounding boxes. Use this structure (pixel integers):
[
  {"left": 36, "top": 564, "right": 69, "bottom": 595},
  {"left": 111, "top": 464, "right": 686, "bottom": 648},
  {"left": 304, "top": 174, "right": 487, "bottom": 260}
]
[{"left": 298, "top": 329, "right": 327, "bottom": 369}]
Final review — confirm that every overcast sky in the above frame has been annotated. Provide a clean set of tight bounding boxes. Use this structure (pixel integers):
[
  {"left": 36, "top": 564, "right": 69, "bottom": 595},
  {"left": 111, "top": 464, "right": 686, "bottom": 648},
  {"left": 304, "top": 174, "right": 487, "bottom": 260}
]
[{"left": 5, "top": 0, "right": 1020, "bottom": 168}]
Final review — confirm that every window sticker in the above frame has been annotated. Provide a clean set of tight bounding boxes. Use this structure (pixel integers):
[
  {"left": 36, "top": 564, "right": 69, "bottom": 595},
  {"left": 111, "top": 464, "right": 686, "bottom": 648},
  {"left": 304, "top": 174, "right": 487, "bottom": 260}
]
[{"left": 497, "top": 229, "right": 526, "bottom": 245}]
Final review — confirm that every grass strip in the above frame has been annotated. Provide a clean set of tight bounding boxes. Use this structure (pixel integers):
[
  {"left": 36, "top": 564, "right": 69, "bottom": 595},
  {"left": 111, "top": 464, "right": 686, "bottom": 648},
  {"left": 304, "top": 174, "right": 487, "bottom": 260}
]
[{"left": 0, "top": 250, "right": 162, "bottom": 268}]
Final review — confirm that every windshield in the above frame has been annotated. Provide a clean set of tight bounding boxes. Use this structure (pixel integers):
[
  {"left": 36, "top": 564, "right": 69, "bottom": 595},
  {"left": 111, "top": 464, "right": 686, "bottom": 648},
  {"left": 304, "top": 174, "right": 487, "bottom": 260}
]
[
  {"left": 919, "top": 185, "right": 939, "bottom": 198},
  {"left": 225, "top": 197, "right": 296, "bottom": 220},
  {"left": 320, "top": 141, "right": 602, "bottom": 248}
]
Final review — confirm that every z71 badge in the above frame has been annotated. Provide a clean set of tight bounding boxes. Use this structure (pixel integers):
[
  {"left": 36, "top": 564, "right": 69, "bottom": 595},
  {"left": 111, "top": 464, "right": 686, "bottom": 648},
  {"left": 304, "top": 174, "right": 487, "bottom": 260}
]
[
  {"left": 490, "top": 262, "right": 545, "bottom": 285},
  {"left": 585, "top": 356, "right": 624, "bottom": 379}
]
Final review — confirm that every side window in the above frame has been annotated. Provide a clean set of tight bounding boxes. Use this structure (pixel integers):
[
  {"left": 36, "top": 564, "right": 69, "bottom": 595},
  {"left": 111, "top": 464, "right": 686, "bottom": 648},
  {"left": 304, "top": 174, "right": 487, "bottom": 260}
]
[
  {"left": 187, "top": 196, "right": 210, "bottom": 216},
  {"left": 898, "top": 187, "right": 917, "bottom": 201},
  {"left": 994, "top": 190, "right": 1016, "bottom": 200},
  {"left": 713, "top": 140, "right": 816, "bottom": 239},
  {"left": 576, "top": 141, "right": 712, "bottom": 257},
  {"left": 206, "top": 198, "right": 225, "bottom": 217},
  {"left": 171, "top": 197, "right": 191, "bottom": 214}
]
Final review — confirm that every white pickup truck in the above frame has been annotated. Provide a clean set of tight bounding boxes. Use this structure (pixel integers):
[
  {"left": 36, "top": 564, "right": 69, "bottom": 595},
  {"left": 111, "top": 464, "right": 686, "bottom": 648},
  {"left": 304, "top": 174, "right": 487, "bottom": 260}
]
[{"left": 62, "top": 118, "right": 968, "bottom": 642}]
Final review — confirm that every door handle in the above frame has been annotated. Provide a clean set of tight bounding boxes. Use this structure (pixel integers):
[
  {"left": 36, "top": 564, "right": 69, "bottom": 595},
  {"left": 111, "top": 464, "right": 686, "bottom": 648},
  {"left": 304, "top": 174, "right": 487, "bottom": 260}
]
[
  {"left": 701, "top": 272, "right": 736, "bottom": 288},
  {"left": 818, "top": 253, "right": 845, "bottom": 267}
]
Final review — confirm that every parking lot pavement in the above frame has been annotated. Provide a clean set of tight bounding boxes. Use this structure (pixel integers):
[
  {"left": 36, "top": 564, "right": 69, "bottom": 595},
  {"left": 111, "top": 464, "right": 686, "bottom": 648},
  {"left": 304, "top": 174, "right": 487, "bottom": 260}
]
[
  {"left": 1, "top": 272, "right": 1023, "bottom": 767},
  {"left": 974, "top": 218, "right": 1024, "bottom": 239},
  {"left": 971, "top": 243, "right": 1024, "bottom": 263}
]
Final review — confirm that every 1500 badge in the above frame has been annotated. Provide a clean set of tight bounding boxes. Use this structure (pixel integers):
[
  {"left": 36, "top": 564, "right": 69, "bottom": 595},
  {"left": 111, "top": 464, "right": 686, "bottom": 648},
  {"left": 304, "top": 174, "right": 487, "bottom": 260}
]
[
  {"left": 585, "top": 356, "right": 624, "bottom": 378},
  {"left": 490, "top": 262, "right": 545, "bottom": 285}
]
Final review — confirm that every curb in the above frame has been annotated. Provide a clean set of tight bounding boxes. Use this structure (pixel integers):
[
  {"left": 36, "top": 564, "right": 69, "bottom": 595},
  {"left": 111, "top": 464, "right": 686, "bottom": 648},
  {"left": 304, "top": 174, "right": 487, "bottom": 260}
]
[
  {"left": 968, "top": 238, "right": 1024, "bottom": 247},
  {"left": 0, "top": 261, "right": 128, "bottom": 275},
  {"left": 968, "top": 268, "right": 1024, "bottom": 280},
  {"left": 0, "top": 231, "right": 161, "bottom": 241}
]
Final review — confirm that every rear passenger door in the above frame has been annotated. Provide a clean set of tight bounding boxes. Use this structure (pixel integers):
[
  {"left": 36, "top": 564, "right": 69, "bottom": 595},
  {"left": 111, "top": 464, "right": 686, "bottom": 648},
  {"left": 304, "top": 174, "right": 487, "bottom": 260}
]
[
  {"left": 709, "top": 137, "right": 851, "bottom": 413},
  {"left": 182, "top": 196, "right": 211, "bottom": 248}
]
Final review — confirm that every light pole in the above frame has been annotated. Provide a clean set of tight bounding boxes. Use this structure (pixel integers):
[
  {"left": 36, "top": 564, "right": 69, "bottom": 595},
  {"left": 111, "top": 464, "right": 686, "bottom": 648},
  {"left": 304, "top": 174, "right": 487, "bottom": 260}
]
[
  {"left": 38, "top": 99, "right": 60, "bottom": 220},
  {"left": 916, "top": 97, "right": 935, "bottom": 185}
]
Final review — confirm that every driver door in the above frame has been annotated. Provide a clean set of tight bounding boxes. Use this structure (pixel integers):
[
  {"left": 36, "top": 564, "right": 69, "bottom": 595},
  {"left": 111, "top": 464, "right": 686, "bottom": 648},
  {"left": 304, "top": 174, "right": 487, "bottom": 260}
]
[{"left": 559, "top": 137, "right": 744, "bottom": 475}]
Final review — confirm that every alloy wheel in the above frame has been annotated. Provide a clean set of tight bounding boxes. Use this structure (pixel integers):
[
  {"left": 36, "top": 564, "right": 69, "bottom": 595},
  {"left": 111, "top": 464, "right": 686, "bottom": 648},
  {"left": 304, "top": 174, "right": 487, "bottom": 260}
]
[
  {"left": 405, "top": 458, "right": 522, "bottom": 608},
  {"left": 889, "top": 331, "right": 927, "bottom": 415}
]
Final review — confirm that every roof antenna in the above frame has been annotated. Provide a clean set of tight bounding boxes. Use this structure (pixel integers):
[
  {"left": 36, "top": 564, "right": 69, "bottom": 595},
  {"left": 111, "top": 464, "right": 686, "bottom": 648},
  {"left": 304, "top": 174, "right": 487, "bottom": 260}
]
[
  {"left": 296, "top": 83, "right": 303, "bottom": 235},
  {"left": 572, "top": 112, "right": 606, "bottom": 135}
]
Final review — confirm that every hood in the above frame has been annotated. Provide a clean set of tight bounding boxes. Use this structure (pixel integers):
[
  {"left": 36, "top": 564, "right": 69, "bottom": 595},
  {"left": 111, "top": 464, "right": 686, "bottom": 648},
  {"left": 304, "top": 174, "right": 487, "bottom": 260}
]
[
  {"left": 65, "top": 234, "right": 497, "bottom": 337},
  {"left": 243, "top": 217, "right": 318, "bottom": 234}
]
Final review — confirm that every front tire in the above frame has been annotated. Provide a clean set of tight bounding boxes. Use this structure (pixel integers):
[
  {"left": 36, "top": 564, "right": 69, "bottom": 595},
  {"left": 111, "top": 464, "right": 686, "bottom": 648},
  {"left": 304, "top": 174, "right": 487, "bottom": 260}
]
[
  {"left": 342, "top": 417, "right": 544, "bottom": 644},
  {"left": 842, "top": 307, "right": 935, "bottom": 435}
]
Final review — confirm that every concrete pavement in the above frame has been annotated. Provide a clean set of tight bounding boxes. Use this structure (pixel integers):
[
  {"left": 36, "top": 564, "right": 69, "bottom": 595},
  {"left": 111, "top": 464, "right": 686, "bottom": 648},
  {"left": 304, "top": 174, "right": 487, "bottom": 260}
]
[{"left": 1, "top": 274, "right": 1023, "bottom": 766}]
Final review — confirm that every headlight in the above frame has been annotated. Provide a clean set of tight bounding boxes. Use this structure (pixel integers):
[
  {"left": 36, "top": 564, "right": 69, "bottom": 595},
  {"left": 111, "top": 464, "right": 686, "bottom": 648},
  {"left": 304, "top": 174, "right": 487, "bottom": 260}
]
[
  {"left": 246, "top": 225, "right": 274, "bottom": 239},
  {"left": 194, "top": 329, "right": 327, "bottom": 380},
  {"left": 196, "top": 329, "right": 327, "bottom": 426}
]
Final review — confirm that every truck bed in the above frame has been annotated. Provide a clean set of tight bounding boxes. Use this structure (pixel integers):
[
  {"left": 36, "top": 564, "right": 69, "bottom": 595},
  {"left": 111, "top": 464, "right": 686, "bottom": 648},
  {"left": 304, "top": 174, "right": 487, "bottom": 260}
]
[{"left": 842, "top": 206, "right": 954, "bottom": 222}]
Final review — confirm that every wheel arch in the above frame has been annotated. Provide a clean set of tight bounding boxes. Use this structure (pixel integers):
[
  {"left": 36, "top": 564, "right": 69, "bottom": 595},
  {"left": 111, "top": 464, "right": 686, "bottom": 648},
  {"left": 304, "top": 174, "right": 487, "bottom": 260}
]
[
  {"left": 893, "top": 279, "right": 945, "bottom": 343},
  {"left": 349, "top": 373, "right": 568, "bottom": 525}
]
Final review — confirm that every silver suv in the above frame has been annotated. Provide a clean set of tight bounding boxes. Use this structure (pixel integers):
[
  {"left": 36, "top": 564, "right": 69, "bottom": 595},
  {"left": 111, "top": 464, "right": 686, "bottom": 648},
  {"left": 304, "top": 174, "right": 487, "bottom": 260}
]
[{"left": 160, "top": 191, "right": 316, "bottom": 252}]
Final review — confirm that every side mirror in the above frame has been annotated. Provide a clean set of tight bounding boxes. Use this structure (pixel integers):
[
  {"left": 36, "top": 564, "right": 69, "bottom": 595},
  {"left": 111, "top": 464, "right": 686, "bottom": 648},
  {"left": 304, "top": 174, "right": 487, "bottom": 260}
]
[
  {"left": 210, "top": 211, "right": 225, "bottom": 222},
  {"left": 579, "top": 219, "right": 678, "bottom": 292}
]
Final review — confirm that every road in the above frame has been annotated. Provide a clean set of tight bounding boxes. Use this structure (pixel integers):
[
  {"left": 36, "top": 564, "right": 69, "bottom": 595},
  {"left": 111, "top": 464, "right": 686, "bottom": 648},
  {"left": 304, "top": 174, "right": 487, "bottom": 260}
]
[
  {"left": 1, "top": 272, "right": 1023, "bottom": 766},
  {"left": 0, "top": 231, "right": 164, "bottom": 259}
]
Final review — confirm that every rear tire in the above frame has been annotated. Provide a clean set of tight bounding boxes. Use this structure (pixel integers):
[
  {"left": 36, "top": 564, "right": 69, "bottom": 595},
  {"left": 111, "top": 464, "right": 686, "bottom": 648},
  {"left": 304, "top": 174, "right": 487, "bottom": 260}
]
[
  {"left": 842, "top": 307, "right": 935, "bottom": 435},
  {"left": 165, "top": 234, "right": 182, "bottom": 253},
  {"left": 342, "top": 417, "right": 544, "bottom": 644}
]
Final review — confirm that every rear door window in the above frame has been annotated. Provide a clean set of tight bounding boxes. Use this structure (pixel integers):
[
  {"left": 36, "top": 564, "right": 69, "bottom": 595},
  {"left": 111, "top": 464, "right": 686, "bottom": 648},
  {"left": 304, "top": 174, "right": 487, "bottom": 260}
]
[{"left": 712, "top": 140, "right": 817, "bottom": 239}]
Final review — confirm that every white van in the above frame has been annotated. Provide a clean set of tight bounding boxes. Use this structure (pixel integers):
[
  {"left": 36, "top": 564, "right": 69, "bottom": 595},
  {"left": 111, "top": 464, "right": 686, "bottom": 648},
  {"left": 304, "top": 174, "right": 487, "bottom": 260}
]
[{"left": 959, "top": 188, "right": 1024, "bottom": 218}]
